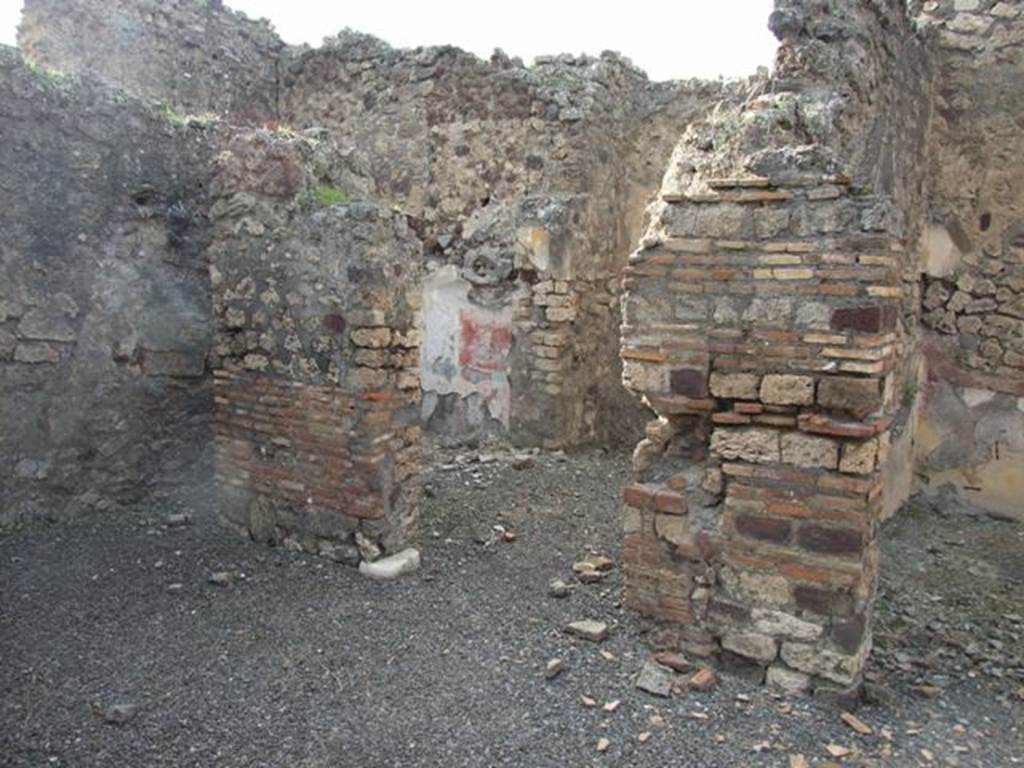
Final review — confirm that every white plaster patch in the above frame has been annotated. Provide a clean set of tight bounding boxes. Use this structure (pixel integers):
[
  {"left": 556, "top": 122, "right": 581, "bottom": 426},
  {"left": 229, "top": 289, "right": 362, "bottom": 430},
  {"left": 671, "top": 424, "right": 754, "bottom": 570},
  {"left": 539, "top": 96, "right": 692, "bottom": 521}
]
[
  {"left": 420, "top": 265, "right": 512, "bottom": 427},
  {"left": 922, "top": 223, "right": 963, "bottom": 278},
  {"left": 961, "top": 386, "right": 996, "bottom": 408}
]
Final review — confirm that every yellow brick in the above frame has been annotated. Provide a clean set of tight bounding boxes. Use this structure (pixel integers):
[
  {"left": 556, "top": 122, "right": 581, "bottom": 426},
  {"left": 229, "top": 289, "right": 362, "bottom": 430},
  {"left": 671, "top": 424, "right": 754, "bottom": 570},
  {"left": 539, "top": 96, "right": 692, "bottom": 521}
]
[
  {"left": 759, "top": 254, "right": 803, "bottom": 265},
  {"left": 858, "top": 255, "right": 897, "bottom": 268},
  {"left": 803, "top": 334, "right": 847, "bottom": 345},
  {"left": 839, "top": 360, "right": 885, "bottom": 374},
  {"left": 866, "top": 286, "right": 903, "bottom": 298},
  {"left": 773, "top": 268, "right": 815, "bottom": 280}
]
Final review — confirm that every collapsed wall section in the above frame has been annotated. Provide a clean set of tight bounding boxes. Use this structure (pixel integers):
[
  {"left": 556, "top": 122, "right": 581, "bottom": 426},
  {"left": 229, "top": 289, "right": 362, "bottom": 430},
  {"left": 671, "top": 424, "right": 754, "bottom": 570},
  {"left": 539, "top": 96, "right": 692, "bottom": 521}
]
[
  {"left": 207, "top": 131, "right": 421, "bottom": 562},
  {"left": 18, "top": 0, "right": 284, "bottom": 122},
  {"left": 0, "top": 46, "right": 214, "bottom": 526},
  {"left": 619, "top": 0, "right": 930, "bottom": 693},
  {"left": 913, "top": 0, "right": 1024, "bottom": 520}
]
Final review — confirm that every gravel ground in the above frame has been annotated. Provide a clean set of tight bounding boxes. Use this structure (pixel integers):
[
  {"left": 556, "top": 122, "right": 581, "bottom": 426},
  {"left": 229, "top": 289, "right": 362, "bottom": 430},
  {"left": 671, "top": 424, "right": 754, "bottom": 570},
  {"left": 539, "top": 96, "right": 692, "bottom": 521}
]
[{"left": 1, "top": 446, "right": 1022, "bottom": 767}]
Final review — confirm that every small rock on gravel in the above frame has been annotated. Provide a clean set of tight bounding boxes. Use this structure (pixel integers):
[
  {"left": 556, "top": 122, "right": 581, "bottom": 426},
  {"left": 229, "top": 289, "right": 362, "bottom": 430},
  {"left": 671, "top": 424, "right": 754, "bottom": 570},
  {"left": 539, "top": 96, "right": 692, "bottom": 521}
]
[
  {"left": 654, "top": 651, "right": 691, "bottom": 673},
  {"left": 688, "top": 667, "right": 716, "bottom": 692},
  {"left": 548, "top": 579, "right": 572, "bottom": 598},
  {"left": 840, "top": 711, "right": 872, "bottom": 735},
  {"left": 358, "top": 548, "right": 420, "bottom": 580},
  {"left": 545, "top": 658, "right": 565, "bottom": 679},
  {"left": 635, "top": 660, "right": 674, "bottom": 697},
  {"left": 209, "top": 571, "right": 231, "bottom": 587},
  {"left": 564, "top": 620, "right": 608, "bottom": 642},
  {"left": 165, "top": 513, "right": 191, "bottom": 527},
  {"left": 596, "top": 737, "right": 610, "bottom": 753}
]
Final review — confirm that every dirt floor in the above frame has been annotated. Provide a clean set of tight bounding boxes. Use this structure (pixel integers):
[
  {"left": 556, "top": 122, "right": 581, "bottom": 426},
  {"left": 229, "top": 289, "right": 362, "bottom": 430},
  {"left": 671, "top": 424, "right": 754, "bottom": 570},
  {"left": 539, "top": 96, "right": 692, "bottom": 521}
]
[{"left": 1, "top": 446, "right": 1022, "bottom": 767}]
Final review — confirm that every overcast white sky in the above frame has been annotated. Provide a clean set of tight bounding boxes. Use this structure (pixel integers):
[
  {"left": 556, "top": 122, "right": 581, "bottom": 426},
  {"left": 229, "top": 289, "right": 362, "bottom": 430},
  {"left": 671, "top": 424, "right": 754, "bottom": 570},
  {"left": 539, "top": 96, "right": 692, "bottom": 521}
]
[{"left": 0, "top": 0, "right": 777, "bottom": 81}]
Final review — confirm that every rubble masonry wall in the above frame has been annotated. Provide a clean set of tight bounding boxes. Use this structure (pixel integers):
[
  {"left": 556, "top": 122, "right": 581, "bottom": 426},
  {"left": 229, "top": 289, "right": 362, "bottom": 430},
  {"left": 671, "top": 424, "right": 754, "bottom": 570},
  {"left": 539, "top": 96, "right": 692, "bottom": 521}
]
[
  {"left": 914, "top": 0, "right": 1024, "bottom": 520},
  {"left": 0, "top": 46, "right": 214, "bottom": 526}
]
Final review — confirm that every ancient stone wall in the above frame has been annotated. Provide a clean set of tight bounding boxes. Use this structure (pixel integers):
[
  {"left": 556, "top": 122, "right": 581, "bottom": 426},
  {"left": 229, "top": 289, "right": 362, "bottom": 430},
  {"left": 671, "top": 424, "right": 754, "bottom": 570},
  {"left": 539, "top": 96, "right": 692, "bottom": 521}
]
[
  {"left": 18, "top": 0, "right": 284, "bottom": 123},
  {"left": 17, "top": 1, "right": 743, "bottom": 448},
  {"left": 619, "top": 0, "right": 931, "bottom": 694},
  {"left": 0, "top": 46, "right": 214, "bottom": 526},
  {"left": 913, "top": 0, "right": 1024, "bottom": 520},
  {"left": 284, "top": 37, "right": 742, "bottom": 447},
  {"left": 207, "top": 131, "right": 422, "bottom": 562}
]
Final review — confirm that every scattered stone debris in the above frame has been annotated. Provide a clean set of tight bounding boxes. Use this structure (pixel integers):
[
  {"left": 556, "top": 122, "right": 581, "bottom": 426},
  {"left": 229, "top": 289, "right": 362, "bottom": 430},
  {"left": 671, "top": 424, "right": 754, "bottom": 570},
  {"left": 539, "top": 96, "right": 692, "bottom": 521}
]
[
  {"left": 638, "top": 731, "right": 652, "bottom": 744},
  {"left": 789, "top": 755, "right": 809, "bottom": 768},
  {"left": 840, "top": 711, "right": 872, "bottom": 735},
  {"left": 564, "top": 620, "right": 608, "bottom": 642},
  {"left": 357, "top": 548, "right": 420, "bottom": 580},
  {"left": 635, "top": 660, "right": 674, "bottom": 698},
  {"left": 596, "top": 737, "right": 610, "bottom": 753},
  {"left": 602, "top": 700, "right": 621, "bottom": 713},
  {"left": 653, "top": 651, "right": 691, "bottom": 673},
  {"left": 208, "top": 571, "right": 231, "bottom": 587},
  {"left": 580, "top": 695, "right": 597, "bottom": 708},
  {"left": 544, "top": 658, "right": 565, "bottom": 680},
  {"left": 548, "top": 578, "right": 572, "bottom": 598},
  {"left": 164, "top": 513, "right": 191, "bottom": 528},
  {"left": 687, "top": 668, "right": 716, "bottom": 693},
  {"left": 825, "top": 744, "right": 852, "bottom": 758}
]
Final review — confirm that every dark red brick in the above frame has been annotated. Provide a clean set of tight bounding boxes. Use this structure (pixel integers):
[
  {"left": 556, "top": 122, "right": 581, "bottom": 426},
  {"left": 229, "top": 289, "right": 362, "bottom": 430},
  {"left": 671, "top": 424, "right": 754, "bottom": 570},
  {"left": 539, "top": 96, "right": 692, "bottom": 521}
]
[
  {"left": 670, "top": 368, "right": 709, "bottom": 398},
  {"left": 623, "top": 484, "right": 655, "bottom": 509},
  {"left": 734, "top": 514, "right": 792, "bottom": 544},
  {"left": 654, "top": 489, "right": 687, "bottom": 515},
  {"left": 830, "top": 304, "right": 897, "bottom": 333},
  {"left": 796, "top": 524, "right": 862, "bottom": 556}
]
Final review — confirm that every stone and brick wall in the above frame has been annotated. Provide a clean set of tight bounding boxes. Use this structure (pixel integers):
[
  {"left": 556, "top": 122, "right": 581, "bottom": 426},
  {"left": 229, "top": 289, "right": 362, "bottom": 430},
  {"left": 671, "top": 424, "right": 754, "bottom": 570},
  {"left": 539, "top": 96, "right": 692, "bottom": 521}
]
[
  {"left": 16, "top": 2, "right": 746, "bottom": 449},
  {"left": 619, "top": 0, "right": 931, "bottom": 693},
  {"left": 19, "top": 0, "right": 284, "bottom": 123},
  {"left": 284, "top": 38, "right": 741, "bottom": 448},
  {"left": 912, "top": 0, "right": 1024, "bottom": 519},
  {"left": 0, "top": 46, "right": 213, "bottom": 526},
  {"left": 207, "top": 131, "right": 422, "bottom": 561}
]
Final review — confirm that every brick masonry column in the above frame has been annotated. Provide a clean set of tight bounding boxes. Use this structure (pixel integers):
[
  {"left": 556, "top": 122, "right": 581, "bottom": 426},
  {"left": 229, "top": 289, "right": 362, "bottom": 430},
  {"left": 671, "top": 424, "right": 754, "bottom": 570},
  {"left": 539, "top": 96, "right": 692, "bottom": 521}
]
[
  {"left": 620, "top": 175, "right": 915, "bottom": 695},
  {"left": 208, "top": 131, "right": 422, "bottom": 565},
  {"left": 618, "top": 0, "right": 931, "bottom": 697}
]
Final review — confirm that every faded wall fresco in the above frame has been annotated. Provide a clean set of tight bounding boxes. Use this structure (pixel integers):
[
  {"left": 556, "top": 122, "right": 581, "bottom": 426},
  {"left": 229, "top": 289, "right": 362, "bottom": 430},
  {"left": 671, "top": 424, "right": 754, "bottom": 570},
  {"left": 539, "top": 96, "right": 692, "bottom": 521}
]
[{"left": 421, "top": 266, "right": 514, "bottom": 435}]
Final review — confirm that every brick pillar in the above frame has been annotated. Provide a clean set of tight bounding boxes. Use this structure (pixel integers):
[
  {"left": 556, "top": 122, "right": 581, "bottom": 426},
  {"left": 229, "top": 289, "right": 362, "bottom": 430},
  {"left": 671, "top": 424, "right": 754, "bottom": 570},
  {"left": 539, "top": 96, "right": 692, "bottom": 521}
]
[
  {"left": 620, "top": 173, "right": 914, "bottom": 694},
  {"left": 208, "top": 131, "right": 422, "bottom": 564}
]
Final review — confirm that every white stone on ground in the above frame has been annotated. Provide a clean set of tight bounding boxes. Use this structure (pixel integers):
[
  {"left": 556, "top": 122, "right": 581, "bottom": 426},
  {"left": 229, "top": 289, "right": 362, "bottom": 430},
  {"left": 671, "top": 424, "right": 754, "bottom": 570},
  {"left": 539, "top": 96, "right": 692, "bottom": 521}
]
[{"left": 358, "top": 548, "right": 421, "bottom": 580}]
